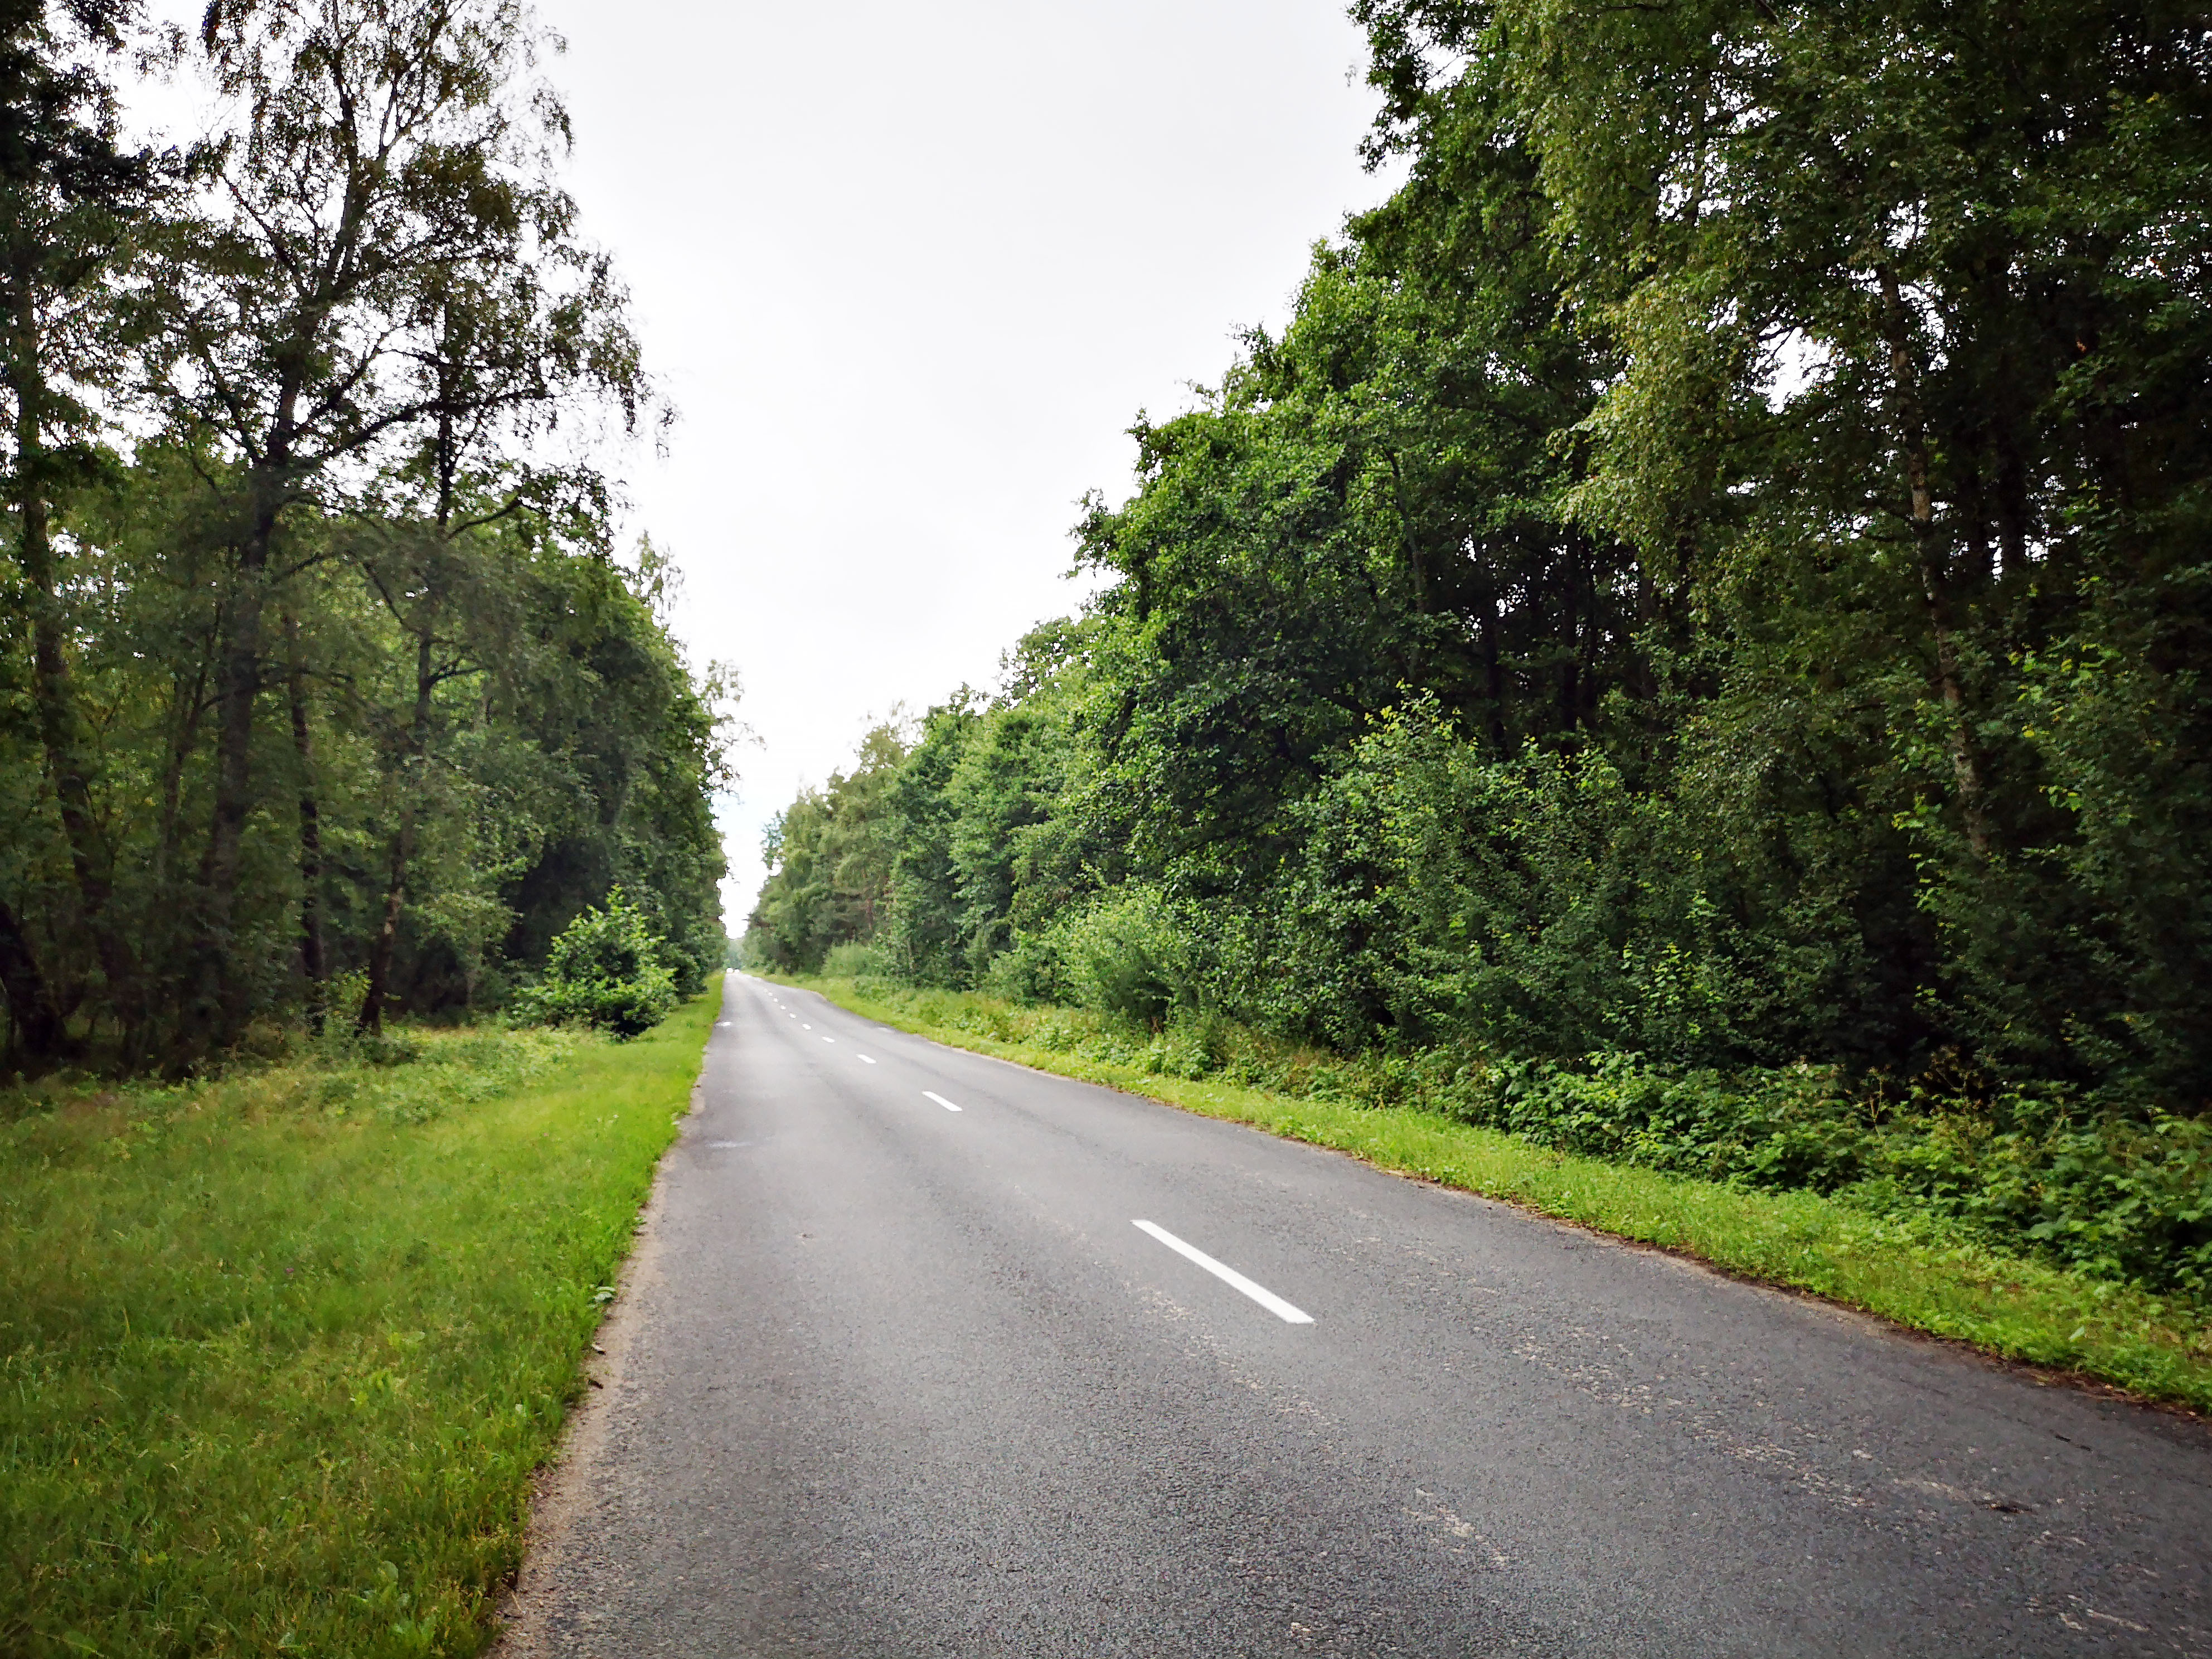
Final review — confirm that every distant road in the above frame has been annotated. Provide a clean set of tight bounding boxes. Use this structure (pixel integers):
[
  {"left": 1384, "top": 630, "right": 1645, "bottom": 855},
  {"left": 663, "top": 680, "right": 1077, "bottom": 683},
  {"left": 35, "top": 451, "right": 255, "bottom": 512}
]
[{"left": 507, "top": 974, "right": 2211, "bottom": 1657}]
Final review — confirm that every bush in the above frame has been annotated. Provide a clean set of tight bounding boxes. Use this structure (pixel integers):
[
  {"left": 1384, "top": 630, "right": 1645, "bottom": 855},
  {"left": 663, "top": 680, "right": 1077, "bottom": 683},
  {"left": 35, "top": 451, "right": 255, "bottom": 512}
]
[
  {"left": 821, "top": 941, "right": 894, "bottom": 978},
  {"left": 1056, "top": 889, "right": 1196, "bottom": 1025},
  {"left": 512, "top": 890, "right": 679, "bottom": 1038},
  {"left": 1460, "top": 1054, "right": 2212, "bottom": 1299},
  {"left": 1251, "top": 702, "right": 1897, "bottom": 1070},
  {"left": 980, "top": 930, "right": 1069, "bottom": 1005}
]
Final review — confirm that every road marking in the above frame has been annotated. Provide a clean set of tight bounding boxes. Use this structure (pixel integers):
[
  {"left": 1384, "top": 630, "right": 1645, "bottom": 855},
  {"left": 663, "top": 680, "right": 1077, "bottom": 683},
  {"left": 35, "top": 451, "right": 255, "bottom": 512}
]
[
  {"left": 715, "top": 1021, "right": 731, "bottom": 1027},
  {"left": 922, "top": 1090, "right": 963, "bottom": 1112},
  {"left": 822, "top": 1036, "right": 835, "bottom": 1044},
  {"left": 857, "top": 1055, "right": 876, "bottom": 1064},
  {"left": 802, "top": 1022, "right": 812, "bottom": 1029},
  {"left": 1132, "top": 1221, "right": 1313, "bottom": 1324}
]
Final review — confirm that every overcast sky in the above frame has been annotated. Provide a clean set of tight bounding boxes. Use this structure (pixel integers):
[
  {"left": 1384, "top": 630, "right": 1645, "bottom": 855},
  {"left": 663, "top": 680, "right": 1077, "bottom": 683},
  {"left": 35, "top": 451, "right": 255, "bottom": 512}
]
[
  {"left": 523, "top": 0, "right": 1406, "bottom": 926},
  {"left": 121, "top": 2, "right": 1394, "bottom": 923}
]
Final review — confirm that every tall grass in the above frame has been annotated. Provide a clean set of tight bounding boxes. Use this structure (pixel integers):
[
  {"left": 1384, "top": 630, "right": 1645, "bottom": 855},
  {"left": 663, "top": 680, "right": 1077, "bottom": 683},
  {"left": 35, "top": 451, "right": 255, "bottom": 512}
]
[{"left": 0, "top": 989, "right": 717, "bottom": 1657}]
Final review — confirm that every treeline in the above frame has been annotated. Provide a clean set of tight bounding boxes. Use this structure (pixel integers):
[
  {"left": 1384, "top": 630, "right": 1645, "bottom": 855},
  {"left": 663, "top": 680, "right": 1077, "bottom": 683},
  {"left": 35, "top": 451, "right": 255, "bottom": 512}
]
[
  {"left": 750, "top": 0, "right": 2212, "bottom": 1126},
  {"left": 1, "top": 0, "right": 729, "bottom": 1070}
]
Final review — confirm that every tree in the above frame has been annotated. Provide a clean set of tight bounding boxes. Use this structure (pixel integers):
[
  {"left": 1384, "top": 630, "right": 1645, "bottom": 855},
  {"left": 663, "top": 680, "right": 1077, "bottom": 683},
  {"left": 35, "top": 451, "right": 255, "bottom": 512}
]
[
  {"left": 744, "top": 720, "right": 909, "bottom": 973},
  {"left": 0, "top": 0, "right": 164, "bottom": 1054},
  {"left": 755, "top": 0, "right": 2212, "bottom": 1112},
  {"left": 145, "top": 0, "right": 612, "bottom": 1052},
  {"left": 512, "top": 885, "right": 675, "bottom": 1037},
  {"left": 0, "top": 0, "right": 728, "bottom": 1074},
  {"left": 350, "top": 259, "right": 648, "bottom": 1036}
]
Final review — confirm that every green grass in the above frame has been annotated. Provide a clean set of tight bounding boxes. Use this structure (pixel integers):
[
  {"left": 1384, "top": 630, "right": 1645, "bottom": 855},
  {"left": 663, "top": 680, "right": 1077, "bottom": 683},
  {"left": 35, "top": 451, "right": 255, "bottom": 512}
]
[
  {"left": 788, "top": 973, "right": 2212, "bottom": 1414},
  {"left": 0, "top": 987, "right": 718, "bottom": 1658}
]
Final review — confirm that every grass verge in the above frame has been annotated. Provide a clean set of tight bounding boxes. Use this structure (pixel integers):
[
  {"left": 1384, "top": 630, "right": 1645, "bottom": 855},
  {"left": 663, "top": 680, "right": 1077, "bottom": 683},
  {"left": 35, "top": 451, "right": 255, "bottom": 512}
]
[
  {"left": 786, "top": 973, "right": 2212, "bottom": 1415},
  {"left": 0, "top": 986, "right": 718, "bottom": 1658}
]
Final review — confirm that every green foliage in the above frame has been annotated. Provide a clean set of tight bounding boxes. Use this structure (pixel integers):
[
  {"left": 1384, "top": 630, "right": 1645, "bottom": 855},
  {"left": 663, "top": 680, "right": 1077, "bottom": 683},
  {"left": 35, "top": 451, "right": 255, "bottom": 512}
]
[
  {"left": 0, "top": 3, "right": 730, "bottom": 1069},
  {"left": 1466, "top": 1057, "right": 2212, "bottom": 1301},
  {"left": 744, "top": 0, "right": 2212, "bottom": 1296},
  {"left": 1232, "top": 700, "right": 1901, "bottom": 1070},
  {"left": 1050, "top": 888, "right": 1199, "bottom": 1027},
  {"left": 1344, "top": 0, "right": 2212, "bottom": 1099},
  {"left": 743, "top": 719, "right": 911, "bottom": 974},
  {"left": 0, "top": 990, "right": 718, "bottom": 1654},
  {"left": 821, "top": 940, "right": 893, "bottom": 978},
  {"left": 512, "top": 890, "right": 678, "bottom": 1038}
]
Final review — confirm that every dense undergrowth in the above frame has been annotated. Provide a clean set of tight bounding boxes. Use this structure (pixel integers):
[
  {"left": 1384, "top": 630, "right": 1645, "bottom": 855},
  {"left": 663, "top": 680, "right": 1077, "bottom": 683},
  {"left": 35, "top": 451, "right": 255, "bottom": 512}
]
[
  {"left": 0, "top": 989, "right": 717, "bottom": 1657},
  {"left": 1474, "top": 1056, "right": 2212, "bottom": 1304},
  {"left": 825, "top": 971, "right": 2212, "bottom": 1310}
]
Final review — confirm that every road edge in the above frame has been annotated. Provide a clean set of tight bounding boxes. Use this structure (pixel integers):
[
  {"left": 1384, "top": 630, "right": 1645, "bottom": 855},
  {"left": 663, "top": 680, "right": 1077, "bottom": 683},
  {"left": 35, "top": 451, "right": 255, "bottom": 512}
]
[
  {"left": 487, "top": 976, "right": 722, "bottom": 1656},
  {"left": 784, "top": 973, "right": 2212, "bottom": 1422}
]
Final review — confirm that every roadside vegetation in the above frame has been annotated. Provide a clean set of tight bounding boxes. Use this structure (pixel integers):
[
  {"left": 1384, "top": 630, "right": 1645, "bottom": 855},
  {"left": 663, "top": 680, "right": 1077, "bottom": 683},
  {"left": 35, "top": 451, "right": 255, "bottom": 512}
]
[
  {"left": 0, "top": 987, "right": 718, "bottom": 1657},
  {"left": 789, "top": 970, "right": 2212, "bottom": 1412},
  {"left": 0, "top": 0, "right": 732, "bottom": 1076},
  {"left": 0, "top": 6, "right": 731, "bottom": 1647},
  {"left": 749, "top": 2, "right": 2212, "bottom": 1347}
]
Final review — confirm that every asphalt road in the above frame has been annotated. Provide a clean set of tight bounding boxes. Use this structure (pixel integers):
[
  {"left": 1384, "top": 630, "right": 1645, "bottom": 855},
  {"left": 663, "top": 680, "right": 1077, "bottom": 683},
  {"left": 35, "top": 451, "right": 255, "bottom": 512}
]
[{"left": 505, "top": 973, "right": 2212, "bottom": 1657}]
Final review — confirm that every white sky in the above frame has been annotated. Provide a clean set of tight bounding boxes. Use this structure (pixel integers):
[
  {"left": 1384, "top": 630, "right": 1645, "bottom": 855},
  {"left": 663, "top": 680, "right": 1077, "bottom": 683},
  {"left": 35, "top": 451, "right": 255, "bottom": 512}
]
[
  {"left": 537, "top": 0, "right": 1405, "bottom": 928},
  {"left": 137, "top": 1, "right": 1404, "bottom": 928}
]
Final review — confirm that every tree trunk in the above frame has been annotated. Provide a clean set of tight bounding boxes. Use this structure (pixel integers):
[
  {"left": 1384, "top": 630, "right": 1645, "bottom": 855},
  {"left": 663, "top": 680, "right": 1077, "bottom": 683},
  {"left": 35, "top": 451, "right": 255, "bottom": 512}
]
[
  {"left": 283, "top": 612, "right": 326, "bottom": 1035},
  {"left": 1481, "top": 583, "right": 1507, "bottom": 751},
  {"left": 1631, "top": 560, "right": 1659, "bottom": 705},
  {"left": 155, "top": 653, "right": 211, "bottom": 894},
  {"left": 1992, "top": 418, "right": 2031, "bottom": 578},
  {"left": 1879, "top": 265, "right": 1992, "bottom": 859},
  {"left": 357, "top": 824, "right": 411, "bottom": 1038},
  {"left": 0, "top": 894, "right": 62, "bottom": 1060},
  {"left": 358, "top": 623, "right": 436, "bottom": 1036},
  {"left": 9, "top": 254, "right": 139, "bottom": 1037},
  {"left": 1558, "top": 541, "right": 1581, "bottom": 734},
  {"left": 182, "top": 463, "right": 285, "bottom": 1055}
]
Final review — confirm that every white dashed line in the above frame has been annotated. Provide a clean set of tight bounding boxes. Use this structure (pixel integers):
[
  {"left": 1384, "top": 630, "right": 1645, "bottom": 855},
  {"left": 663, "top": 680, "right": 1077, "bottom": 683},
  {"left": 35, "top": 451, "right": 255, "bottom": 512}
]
[
  {"left": 857, "top": 1055, "right": 876, "bottom": 1064},
  {"left": 923, "top": 1091, "right": 962, "bottom": 1113},
  {"left": 822, "top": 1036, "right": 835, "bottom": 1045},
  {"left": 1132, "top": 1221, "right": 1313, "bottom": 1324}
]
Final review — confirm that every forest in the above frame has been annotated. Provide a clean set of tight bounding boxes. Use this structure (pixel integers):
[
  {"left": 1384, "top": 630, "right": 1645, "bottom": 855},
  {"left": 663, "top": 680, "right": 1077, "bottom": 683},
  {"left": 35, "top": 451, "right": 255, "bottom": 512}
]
[
  {"left": 749, "top": 0, "right": 2212, "bottom": 1293},
  {"left": 0, "top": 0, "right": 730, "bottom": 1070}
]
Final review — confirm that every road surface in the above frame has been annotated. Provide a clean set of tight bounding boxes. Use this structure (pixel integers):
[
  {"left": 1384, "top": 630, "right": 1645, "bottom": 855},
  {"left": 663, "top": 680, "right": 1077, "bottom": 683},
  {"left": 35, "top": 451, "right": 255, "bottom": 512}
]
[{"left": 501, "top": 974, "right": 2212, "bottom": 1656}]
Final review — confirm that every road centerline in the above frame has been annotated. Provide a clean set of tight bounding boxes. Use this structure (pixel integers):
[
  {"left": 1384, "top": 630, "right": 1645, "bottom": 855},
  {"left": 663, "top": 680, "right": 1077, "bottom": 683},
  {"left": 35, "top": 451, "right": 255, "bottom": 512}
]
[
  {"left": 1133, "top": 1219, "right": 1314, "bottom": 1325},
  {"left": 922, "top": 1090, "right": 963, "bottom": 1113}
]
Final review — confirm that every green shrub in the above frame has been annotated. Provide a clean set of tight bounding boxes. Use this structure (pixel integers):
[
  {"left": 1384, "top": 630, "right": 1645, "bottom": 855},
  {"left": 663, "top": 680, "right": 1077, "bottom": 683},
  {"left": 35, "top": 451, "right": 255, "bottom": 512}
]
[
  {"left": 822, "top": 940, "right": 894, "bottom": 978},
  {"left": 1244, "top": 703, "right": 1893, "bottom": 1071},
  {"left": 1058, "top": 889, "right": 1195, "bottom": 1025},
  {"left": 512, "top": 890, "right": 678, "bottom": 1038},
  {"left": 1462, "top": 1055, "right": 2212, "bottom": 1299}
]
